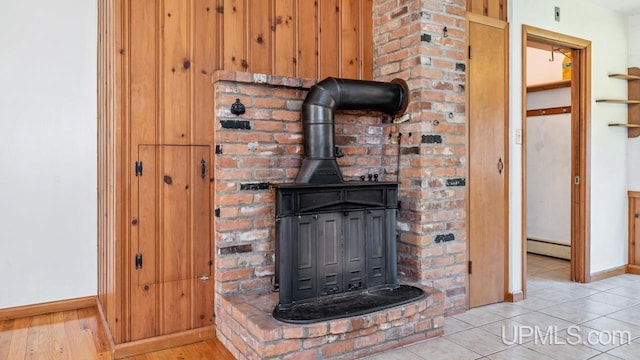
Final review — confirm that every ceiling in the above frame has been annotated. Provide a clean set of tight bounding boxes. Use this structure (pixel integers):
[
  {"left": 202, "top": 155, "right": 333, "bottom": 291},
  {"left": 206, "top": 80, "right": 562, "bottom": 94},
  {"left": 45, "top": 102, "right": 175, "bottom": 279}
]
[{"left": 585, "top": 0, "right": 640, "bottom": 16}]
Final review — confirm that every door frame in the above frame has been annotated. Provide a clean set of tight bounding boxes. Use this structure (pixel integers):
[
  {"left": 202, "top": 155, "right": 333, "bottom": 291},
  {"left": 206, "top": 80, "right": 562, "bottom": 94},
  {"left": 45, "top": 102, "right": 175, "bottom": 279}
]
[{"left": 521, "top": 25, "right": 591, "bottom": 295}]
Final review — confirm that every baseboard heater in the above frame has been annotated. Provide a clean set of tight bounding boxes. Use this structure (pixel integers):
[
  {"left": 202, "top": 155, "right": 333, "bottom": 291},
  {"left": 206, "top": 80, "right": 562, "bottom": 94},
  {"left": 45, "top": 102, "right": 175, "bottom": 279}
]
[{"left": 527, "top": 237, "right": 570, "bottom": 260}]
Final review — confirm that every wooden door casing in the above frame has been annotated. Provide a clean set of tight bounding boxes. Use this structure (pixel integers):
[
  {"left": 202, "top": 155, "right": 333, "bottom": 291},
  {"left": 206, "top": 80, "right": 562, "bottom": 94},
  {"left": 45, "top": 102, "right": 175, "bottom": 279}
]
[
  {"left": 467, "top": 14, "right": 509, "bottom": 308},
  {"left": 131, "top": 145, "right": 213, "bottom": 341}
]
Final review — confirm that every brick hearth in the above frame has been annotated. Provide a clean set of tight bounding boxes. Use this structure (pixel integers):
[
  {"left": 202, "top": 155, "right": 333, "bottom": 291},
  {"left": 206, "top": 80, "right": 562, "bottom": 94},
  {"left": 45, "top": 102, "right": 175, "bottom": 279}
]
[{"left": 216, "top": 283, "right": 444, "bottom": 360}]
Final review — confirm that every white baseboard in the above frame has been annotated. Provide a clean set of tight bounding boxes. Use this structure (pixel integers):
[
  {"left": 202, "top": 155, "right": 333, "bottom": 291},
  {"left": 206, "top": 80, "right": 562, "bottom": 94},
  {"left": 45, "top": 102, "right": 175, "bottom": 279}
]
[{"left": 527, "top": 238, "right": 570, "bottom": 260}]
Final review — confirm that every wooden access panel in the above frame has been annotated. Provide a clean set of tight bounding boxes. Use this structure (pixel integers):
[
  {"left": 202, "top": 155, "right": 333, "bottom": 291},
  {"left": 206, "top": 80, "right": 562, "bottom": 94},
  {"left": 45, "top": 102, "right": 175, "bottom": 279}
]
[
  {"left": 131, "top": 145, "right": 213, "bottom": 341},
  {"left": 467, "top": 14, "right": 509, "bottom": 308}
]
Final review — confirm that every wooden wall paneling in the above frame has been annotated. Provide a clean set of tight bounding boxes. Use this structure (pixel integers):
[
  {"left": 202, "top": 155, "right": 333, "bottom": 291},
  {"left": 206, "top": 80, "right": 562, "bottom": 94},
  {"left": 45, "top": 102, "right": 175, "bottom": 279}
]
[
  {"left": 163, "top": 280, "right": 191, "bottom": 335},
  {"left": 466, "top": 0, "right": 507, "bottom": 21},
  {"left": 192, "top": 146, "right": 214, "bottom": 328},
  {"left": 131, "top": 145, "right": 158, "bottom": 341},
  {"left": 630, "top": 193, "right": 640, "bottom": 266},
  {"left": 274, "top": 0, "right": 296, "bottom": 77},
  {"left": 361, "top": 0, "right": 373, "bottom": 80},
  {"left": 297, "top": 0, "right": 318, "bottom": 78},
  {"left": 248, "top": 0, "right": 273, "bottom": 74},
  {"left": 127, "top": 0, "right": 158, "bottom": 343},
  {"left": 223, "top": 0, "right": 247, "bottom": 71},
  {"left": 162, "top": 0, "right": 192, "bottom": 144},
  {"left": 319, "top": 0, "right": 340, "bottom": 79},
  {"left": 467, "top": 0, "right": 485, "bottom": 16},
  {"left": 192, "top": 0, "right": 219, "bottom": 145},
  {"left": 340, "top": 0, "right": 359, "bottom": 79}
]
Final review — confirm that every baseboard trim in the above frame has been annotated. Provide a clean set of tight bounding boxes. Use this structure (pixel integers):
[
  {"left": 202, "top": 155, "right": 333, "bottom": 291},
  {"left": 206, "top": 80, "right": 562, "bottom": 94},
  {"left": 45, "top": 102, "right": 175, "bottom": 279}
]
[
  {"left": 590, "top": 265, "right": 628, "bottom": 282},
  {"left": 0, "top": 296, "right": 96, "bottom": 321},
  {"left": 627, "top": 264, "right": 640, "bottom": 275},
  {"left": 505, "top": 291, "right": 524, "bottom": 302},
  {"left": 111, "top": 326, "right": 216, "bottom": 359}
]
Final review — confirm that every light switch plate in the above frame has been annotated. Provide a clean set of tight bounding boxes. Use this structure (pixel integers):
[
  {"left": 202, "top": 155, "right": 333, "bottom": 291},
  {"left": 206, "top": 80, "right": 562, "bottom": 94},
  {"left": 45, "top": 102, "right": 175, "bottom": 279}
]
[{"left": 515, "top": 129, "right": 523, "bottom": 144}]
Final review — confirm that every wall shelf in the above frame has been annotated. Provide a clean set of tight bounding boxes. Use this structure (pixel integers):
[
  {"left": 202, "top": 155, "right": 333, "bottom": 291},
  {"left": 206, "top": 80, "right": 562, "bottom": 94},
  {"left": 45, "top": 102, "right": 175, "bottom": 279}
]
[
  {"left": 597, "top": 99, "right": 640, "bottom": 104},
  {"left": 601, "top": 67, "right": 640, "bottom": 138},
  {"left": 608, "top": 123, "right": 640, "bottom": 128}
]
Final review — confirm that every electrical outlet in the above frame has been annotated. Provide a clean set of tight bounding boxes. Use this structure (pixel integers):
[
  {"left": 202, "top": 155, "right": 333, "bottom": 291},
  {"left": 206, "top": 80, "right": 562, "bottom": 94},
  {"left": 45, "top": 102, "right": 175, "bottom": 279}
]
[
  {"left": 554, "top": 6, "right": 560, "bottom": 22},
  {"left": 515, "top": 129, "right": 523, "bottom": 145}
]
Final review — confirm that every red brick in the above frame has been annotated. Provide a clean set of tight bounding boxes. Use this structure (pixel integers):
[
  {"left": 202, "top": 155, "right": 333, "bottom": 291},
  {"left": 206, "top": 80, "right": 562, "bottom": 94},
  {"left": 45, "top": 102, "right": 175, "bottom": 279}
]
[
  {"left": 218, "top": 268, "right": 254, "bottom": 282},
  {"left": 355, "top": 331, "right": 385, "bottom": 349},
  {"left": 283, "top": 349, "right": 318, "bottom": 360},
  {"left": 256, "top": 339, "right": 300, "bottom": 357},
  {"left": 320, "top": 339, "right": 355, "bottom": 357}
]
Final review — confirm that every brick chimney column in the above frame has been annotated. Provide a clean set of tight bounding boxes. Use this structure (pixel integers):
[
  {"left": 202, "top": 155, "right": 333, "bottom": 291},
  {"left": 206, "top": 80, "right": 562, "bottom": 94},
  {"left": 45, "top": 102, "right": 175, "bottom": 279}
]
[{"left": 373, "top": 0, "right": 467, "bottom": 314}]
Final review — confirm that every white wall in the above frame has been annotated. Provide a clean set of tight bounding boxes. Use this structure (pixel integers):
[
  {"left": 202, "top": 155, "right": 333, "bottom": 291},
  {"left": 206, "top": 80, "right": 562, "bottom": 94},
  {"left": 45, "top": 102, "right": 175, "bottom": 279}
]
[
  {"left": 0, "top": 1, "right": 97, "bottom": 308},
  {"left": 628, "top": 14, "right": 640, "bottom": 190},
  {"left": 527, "top": 47, "right": 565, "bottom": 85},
  {"left": 509, "top": 0, "right": 629, "bottom": 290},
  {"left": 526, "top": 89, "right": 572, "bottom": 245}
]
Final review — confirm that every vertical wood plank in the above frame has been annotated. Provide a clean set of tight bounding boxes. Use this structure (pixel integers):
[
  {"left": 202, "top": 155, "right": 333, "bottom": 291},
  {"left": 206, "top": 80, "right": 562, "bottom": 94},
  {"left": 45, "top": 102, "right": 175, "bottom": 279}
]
[
  {"left": 297, "top": 0, "right": 318, "bottom": 78},
  {"left": 341, "top": 0, "right": 359, "bottom": 79},
  {"left": 131, "top": 145, "right": 158, "bottom": 341},
  {"left": 361, "top": 0, "right": 373, "bottom": 80},
  {"left": 136, "top": 145, "right": 158, "bottom": 286},
  {"left": 487, "top": 0, "right": 500, "bottom": 19},
  {"left": 192, "top": 0, "right": 218, "bottom": 145},
  {"left": 274, "top": 0, "right": 296, "bottom": 77},
  {"left": 223, "top": 0, "right": 247, "bottom": 71},
  {"left": 319, "top": 0, "right": 340, "bottom": 78},
  {"left": 192, "top": 146, "right": 214, "bottom": 328},
  {"left": 468, "top": 0, "right": 485, "bottom": 16},
  {"left": 129, "top": 0, "right": 157, "bottom": 145},
  {"left": 162, "top": 146, "right": 190, "bottom": 282},
  {"left": 162, "top": 0, "right": 191, "bottom": 144},
  {"left": 130, "top": 284, "right": 158, "bottom": 341},
  {"left": 162, "top": 280, "right": 190, "bottom": 334},
  {"left": 248, "top": 0, "right": 273, "bottom": 74}
]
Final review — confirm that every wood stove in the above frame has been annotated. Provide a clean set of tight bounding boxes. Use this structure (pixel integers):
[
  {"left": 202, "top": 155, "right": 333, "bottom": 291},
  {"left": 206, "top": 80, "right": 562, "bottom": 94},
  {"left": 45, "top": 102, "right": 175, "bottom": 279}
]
[{"left": 272, "top": 78, "right": 425, "bottom": 323}]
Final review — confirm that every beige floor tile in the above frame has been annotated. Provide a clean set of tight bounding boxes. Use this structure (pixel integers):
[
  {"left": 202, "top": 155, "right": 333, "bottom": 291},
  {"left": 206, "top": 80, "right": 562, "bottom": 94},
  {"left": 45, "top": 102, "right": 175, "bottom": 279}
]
[
  {"left": 605, "top": 286, "right": 640, "bottom": 300},
  {"left": 404, "top": 337, "right": 482, "bottom": 360},
  {"left": 477, "top": 318, "right": 527, "bottom": 339},
  {"left": 479, "top": 302, "right": 533, "bottom": 318},
  {"left": 522, "top": 341, "right": 601, "bottom": 360},
  {"left": 560, "top": 298, "right": 623, "bottom": 316},
  {"left": 584, "top": 280, "right": 623, "bottom": 292},
  {"left": 486, "top": 345, "right": 563, "bottom": 360},
  {"left": 589, "top": 354, "right": 628, "bottom": 360},
  {"left": 587, "top": 292, "right": 640, "bottom": 309},
  {"left": 553, "top": 324, "right": 630, "bottom": 352},
  {"left": 509, "top": 311, "right": 573, "bottom": 331},
  {"left": 444, "top": 316, "right": 475, "bottom": 335},
  {"left": 606, "top": 305, "right": 640, "bottom": 327},
  {"left": 364, "top": 348, "right": 423, "bottom": 360},
  {"left": 581, "top": 317, "right": 640, "bottom": 340},
  {"left": 605, "top": 341, "right": 640, "bottom": 360},
  {"left": 538, "top": 302, "right": 602, "bottom": 324},
  {"left": 453, "top": 308, "right": 505, "bottom": 326},
  {"left": 514, "top": 296, "right": 564, "bottom": 311},
  {"left": 446, "top": 327, "right": 513, "bottom": 356}
]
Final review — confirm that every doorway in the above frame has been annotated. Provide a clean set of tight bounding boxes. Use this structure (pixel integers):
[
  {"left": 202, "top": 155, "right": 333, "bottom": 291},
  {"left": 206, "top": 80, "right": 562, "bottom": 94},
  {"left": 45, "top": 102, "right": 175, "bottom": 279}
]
[{"left": 521, "top": 26, "right": 591, "bottom": 296}]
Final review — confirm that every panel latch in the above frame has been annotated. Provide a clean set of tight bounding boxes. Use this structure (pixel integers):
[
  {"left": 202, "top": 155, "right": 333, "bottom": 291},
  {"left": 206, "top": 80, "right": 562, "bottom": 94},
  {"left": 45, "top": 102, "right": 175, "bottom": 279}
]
[{"left": 135, "top": 253, "right": 143, "bottom": 269}]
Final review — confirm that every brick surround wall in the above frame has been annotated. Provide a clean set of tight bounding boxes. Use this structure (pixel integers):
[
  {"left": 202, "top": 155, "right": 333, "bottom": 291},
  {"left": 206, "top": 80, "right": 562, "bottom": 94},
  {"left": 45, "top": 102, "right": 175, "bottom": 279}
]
[
  {"left": 213, "top": 71, "right": 395, "bottom": 297},
  {"left": 373, "top": 0, "right": 468, "bottom": 314}
]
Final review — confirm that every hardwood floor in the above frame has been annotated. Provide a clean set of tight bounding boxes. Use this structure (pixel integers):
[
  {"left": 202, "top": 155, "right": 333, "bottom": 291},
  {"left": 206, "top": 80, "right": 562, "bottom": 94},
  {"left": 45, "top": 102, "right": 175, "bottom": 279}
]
[{"left": 0, "top": 307, "right": 234, "bottom": 360}]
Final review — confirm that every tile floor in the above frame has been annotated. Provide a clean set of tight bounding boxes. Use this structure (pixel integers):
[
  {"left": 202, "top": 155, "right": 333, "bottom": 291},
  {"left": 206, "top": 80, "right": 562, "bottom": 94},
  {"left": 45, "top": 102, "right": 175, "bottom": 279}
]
[{"left": 367, "top": 254, "right": 640, "bottom": 359}]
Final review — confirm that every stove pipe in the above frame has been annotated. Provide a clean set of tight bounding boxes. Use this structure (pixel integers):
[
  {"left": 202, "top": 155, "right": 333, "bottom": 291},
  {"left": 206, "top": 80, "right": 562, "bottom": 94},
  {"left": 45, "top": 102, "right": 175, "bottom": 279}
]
[{"left": 296, "top": 77, "right": 409, "bottom": 184}]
